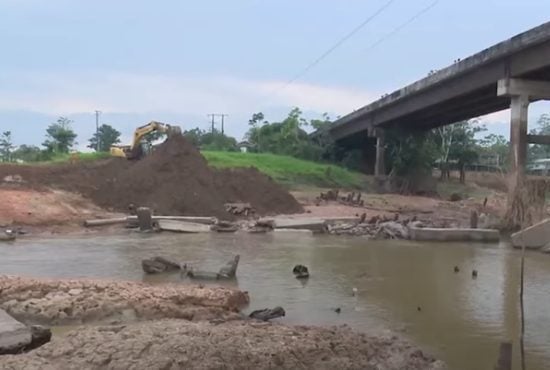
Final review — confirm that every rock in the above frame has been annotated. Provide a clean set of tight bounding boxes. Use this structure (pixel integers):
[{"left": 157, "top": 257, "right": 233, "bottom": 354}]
[
  {"left": 218, "top": 255, "right": 240, "bottom": 278},
  {"left": 376, "top": 221, "right": 409, "bottom": 240},
  {"left": 185, "top": 255, "right": 240, "bottom": 280},
  {"left": 25, "top": 325, "right": 51, "bottom": 351},
  {"left": 449, "top": 193, "right": 462, "bottom": 202},
  {"left": 142, "top": 257, "right": 182, "bottom": 274},
  {"left": 0, "top": 231, "right": 16, "bottom": 242},
  {"left": 0, "top": 308, "right": 32, "bottom": 354},
  {"left": 511, "top": 218, "right": 550, "bottom": 249},
  {"left": 292, "top": 265, "right": 309, "bottom": 279},
  {"left": 68, "top": 289, "right": 83, "bottom": 296},
  {"left": 249, "top": 306, "right": 286, "bottom": 321}
]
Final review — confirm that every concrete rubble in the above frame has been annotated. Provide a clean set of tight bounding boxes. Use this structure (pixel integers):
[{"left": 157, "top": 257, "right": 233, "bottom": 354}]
[
  {"left": 0, "top": 308, "right": 31, "bottom": 354},
  {"left": 511, "top": 218, "right": 550, "bottom": 249}
]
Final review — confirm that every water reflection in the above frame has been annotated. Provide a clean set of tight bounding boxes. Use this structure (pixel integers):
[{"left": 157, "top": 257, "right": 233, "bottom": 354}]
[{"left": 1, "top": 232, "right": 549, "bottom": 369}]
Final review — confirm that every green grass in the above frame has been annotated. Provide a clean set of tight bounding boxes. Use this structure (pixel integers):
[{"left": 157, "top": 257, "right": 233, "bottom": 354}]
[
  {"left": 21, "top": 151, "right": 111, "bottom": 165},
  {"left": 202, "top": 151, "right": 365, "bottom": 189}
]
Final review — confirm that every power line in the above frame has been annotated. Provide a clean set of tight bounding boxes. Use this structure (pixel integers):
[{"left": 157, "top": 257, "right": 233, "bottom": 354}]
[
  {"left": 281, "top": 0, "right": 397, "bottom": 90},
  {"left": 363, "top": 0, "right": 440, "bottom": 53}
]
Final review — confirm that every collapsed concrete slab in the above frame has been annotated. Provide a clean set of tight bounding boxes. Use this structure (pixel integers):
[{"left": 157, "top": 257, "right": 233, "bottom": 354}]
[
  {"left": 511, "top": 218, "right": 550, "bottom": 249},
  {"left": 261, "top": 218, "right": 326, "bottom": 232},
  {"left": 157, "top": 220, "right": 211, "bottom": 233},
  {"left": 409, "top": 227, "right": 500, "bottom": 243},
  {"left": 0, "top": 308, "right": 31, "bottom": 354}
]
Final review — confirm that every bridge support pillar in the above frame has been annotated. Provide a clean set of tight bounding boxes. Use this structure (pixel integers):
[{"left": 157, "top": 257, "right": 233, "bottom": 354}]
[
  {"left": 498, "top": 78, "right": 550, "bottom": 227},
  {"left": 508, "top": 95, "right": 529, "bottom": 195},
  {"left": 374, "top": 130, "right": 386, "bottom": 177}
]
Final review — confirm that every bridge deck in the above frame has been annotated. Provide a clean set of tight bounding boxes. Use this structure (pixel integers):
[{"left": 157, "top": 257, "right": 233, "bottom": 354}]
[{"left": 330, "top": 21, "right": 550, "bottom": 141}]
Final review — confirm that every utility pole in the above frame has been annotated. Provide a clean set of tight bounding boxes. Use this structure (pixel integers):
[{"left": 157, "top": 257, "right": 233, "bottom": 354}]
[
  {"left": 94, "top": 110, "right": 101, "bottom": 151},
  {"left": 207, "top": 114, "right": 216, "bottom": 133},
  {"left": 220, "top": 114, "right": 228, "bottom": 134},
  {"left": 207, "top": 114, "right": 228, "bottom": 134}
]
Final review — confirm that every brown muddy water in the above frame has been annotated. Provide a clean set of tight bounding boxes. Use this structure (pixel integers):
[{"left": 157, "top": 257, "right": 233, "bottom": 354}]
[{"left": 1, "top": 231, "right": 549, "bottom": 370}]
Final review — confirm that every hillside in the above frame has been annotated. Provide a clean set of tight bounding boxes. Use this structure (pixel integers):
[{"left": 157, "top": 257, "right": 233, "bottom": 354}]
[{"left": 202, "top": 151, "right": 365, "bottom": 189}]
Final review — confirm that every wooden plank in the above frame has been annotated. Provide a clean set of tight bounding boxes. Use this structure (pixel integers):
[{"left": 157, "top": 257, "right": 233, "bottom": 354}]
[{"left": 158, "top": 220, "right": 211, "bottom": 233}]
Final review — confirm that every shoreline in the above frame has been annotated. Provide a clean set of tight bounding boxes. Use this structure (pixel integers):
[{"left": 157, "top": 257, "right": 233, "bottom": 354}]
[{"left": 0, "top": 275, "right": 445, "bottom": 369}]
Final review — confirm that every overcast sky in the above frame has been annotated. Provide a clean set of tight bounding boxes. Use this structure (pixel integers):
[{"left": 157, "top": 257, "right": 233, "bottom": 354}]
[{"left": 1, "top": 0, "right": 549, "bottom": 149}]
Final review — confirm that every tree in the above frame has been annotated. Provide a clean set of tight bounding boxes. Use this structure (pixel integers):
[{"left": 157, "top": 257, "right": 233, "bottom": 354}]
[
  {"left": 43, "top": 117, "right": 77, "bottom": 153},
  {"left": 528, "top": 114, "right": 550, "bottom": 162},
  {"left": 12, "top": 145, "right": 44, "bottom": 162},
  {"left": 88, "top": 124, "right": 121, "bottom": 152},
  {"left": 0, "top": 131, "right": 15, "bottom": 162},
  {"left": 434, "top": 120, "right": 485, "bottom": 183},
  {"left": 478, "top": 133, "right": 509, "bottom": 168}
]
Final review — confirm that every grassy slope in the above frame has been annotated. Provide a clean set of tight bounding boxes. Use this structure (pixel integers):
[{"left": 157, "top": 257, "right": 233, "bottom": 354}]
[{"left": 202, "top": 151, "right": 364, "bottom": 189}]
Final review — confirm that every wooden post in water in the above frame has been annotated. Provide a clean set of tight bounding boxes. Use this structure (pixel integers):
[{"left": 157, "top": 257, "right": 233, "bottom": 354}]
[
  {"left": 494, "top": 342, "right": 512, "bottom": 370},
  {"left": 137, "top": 207, "right": 153, "bottom": 231}
]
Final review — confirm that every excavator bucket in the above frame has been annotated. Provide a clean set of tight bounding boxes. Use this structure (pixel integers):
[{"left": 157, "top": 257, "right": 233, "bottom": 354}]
[{"left": 166, "top": 125, "right": 182, "bottom": 137}]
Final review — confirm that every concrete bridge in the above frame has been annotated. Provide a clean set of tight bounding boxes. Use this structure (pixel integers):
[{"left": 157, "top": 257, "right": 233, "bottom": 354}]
[{"left": 329, "top": 21, "right": 550, "bottom": 189}]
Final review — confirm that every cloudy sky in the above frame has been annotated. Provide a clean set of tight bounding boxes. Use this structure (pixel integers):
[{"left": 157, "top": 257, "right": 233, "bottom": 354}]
[{"left": 1, "top": 0, "right": 549, "bottom": 149}]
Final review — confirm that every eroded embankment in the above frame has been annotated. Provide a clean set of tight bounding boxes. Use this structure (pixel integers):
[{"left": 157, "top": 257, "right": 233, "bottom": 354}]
[
  {"left": 0, "top": 275, "right": 248, "bottom": 325},
  {"left": 0, "top": 320, "right": 445, "bottom": 370}
]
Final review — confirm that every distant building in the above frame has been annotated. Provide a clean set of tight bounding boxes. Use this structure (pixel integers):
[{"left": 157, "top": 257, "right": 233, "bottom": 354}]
[
  {"left": 238, "top": 140, "right": 252, "bottom": 153},
  {"left": 528, "top": 158, "right": 550, "bottom": 176}
]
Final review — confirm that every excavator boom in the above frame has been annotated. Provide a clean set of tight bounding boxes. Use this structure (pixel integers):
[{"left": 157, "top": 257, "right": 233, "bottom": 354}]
[{"left": 110, "top": 121, "right": 182, "bottom": 159}]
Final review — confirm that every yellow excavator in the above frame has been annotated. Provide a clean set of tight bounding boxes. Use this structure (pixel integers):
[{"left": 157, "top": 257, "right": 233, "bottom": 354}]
[{"left": 110, "top": 121, "right": 182, "bottom": 160}]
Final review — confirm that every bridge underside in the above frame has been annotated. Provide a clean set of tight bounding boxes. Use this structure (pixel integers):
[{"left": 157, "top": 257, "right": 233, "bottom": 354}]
[{"left": 328, "top": 22, "right": 550, "bottom": 224}]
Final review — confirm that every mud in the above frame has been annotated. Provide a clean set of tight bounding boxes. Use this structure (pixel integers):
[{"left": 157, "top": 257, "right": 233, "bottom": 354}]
[
  {"left": 0, "top": 320, "right": 445, "bottom": 370},
  {"left": 0, "top": 276, "right": 248, "bottom": 325},
  {"left": 0, "top": 136, "right": 303, "bottom": 220}
]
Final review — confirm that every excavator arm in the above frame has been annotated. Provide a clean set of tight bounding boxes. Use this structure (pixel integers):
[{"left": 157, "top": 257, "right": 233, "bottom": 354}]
[{"left": 110, "top": 121, "right": 182, "bottom": 160}]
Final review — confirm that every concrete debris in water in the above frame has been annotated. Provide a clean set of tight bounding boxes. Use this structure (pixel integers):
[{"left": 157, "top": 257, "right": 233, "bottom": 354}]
[
  {"left": 141, "top": 256, "right": 182, "bottom": 274},
  {"left": 248, "top": 306, "right": 286, "bottom": 321},
  {"left": 292, "top": 264, "right": 310, "bottom": 279},
  {"left": 183, "top": 255, "right": 240, "bottom": 280},
  {"left": 328, "top": 219, "right": 414, "bottom": 239}
]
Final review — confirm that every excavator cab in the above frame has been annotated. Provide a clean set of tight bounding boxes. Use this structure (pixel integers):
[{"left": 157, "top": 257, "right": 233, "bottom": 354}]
[{"left": 110, "top": 121, "right": 182, "bottom": 160}]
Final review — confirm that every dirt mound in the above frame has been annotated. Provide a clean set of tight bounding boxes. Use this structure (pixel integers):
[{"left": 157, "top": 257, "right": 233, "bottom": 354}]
[{"left": 0, "top": 136, "right": 302, "bottom": 219}]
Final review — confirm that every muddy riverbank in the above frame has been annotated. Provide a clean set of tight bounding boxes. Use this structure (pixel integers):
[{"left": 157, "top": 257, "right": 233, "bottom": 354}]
[
  {"left": 0, "top": 319, "right": 444, "bottom": 370},
  {"left": 0, "top": 276, "right": 247, "bottom": 325},
  {"left": 0, "top": 275, "right": 444, "bottom": 369}
]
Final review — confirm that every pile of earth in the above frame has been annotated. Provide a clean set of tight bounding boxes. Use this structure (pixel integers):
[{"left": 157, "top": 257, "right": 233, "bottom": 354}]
[{"left": 0, "top": 136, "right": 303, "bottom": 219}]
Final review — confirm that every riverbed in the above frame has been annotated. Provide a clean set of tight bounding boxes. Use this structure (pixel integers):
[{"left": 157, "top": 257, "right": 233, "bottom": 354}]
[{"left": 1, "top": 231, "right": 549, "bottom": 370}]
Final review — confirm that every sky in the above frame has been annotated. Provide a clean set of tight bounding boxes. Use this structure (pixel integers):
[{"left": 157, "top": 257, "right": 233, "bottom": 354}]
[{"left": 1, "top": 0, "right": 549, "bottom": 150}]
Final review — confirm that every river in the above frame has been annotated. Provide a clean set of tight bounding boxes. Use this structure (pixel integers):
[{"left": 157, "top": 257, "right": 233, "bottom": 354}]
[{"left": 1, "top": 231, "right": 549, "bottom": 370}]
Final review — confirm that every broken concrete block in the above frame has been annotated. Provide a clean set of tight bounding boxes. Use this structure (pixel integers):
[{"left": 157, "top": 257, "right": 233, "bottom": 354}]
[
  {"left": 0, "top": 308, "right": 32, "bottom": 354},
  {"left": 158, "top": 220, "right": 211, "bottom": 233},
  {"left": 271, "top": 218, "right": 326, "bottom": 232},
  {"left": 409, "top": 227, "right": 500, "bottom": 243},
  {"left": 511, "top": 218, "right": 550, "bottom": 249}
]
